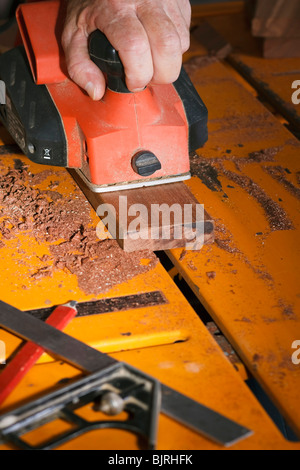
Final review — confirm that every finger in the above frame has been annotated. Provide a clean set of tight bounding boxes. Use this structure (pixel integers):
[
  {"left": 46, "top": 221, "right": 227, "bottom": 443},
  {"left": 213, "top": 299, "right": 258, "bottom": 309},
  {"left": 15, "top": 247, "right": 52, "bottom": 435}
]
[
  {"left": 176, "top": 0, "right": 192, "bottom": 30},
  {"left": 94, "top": 12, "right": 153, "bottom": 92},
  {"left": 62, "top": 25, "right": 106, "bottom": 100},
  {"left": 164, "top": 0, "right": 191, "bottom": 53},
  {"left": 137, "top": 4, "right": 182, "bottom": 84}
]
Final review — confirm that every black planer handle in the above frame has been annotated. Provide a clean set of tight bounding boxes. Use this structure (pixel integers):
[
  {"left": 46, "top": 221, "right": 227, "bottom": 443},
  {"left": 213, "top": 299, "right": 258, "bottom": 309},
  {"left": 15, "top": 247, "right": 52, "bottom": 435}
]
[
  {"left": 88, "top": 29, "right": 208, "bottom": 153},
  {"left": 89, "top": 30, "right": 130, "bottom": 94}
]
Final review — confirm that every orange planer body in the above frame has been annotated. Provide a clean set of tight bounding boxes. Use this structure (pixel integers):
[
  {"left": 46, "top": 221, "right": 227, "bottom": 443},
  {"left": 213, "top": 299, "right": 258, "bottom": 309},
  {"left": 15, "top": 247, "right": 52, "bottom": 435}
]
[{"left": 0, "top": 1, "right": 208, "bottom": 192}]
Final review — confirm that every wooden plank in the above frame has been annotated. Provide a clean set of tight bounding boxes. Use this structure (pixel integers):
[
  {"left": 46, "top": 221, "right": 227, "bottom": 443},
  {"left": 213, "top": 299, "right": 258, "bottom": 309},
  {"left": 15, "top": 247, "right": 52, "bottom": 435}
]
[{"left": 70, "top": 170, "right": 214, "bottom": 252}]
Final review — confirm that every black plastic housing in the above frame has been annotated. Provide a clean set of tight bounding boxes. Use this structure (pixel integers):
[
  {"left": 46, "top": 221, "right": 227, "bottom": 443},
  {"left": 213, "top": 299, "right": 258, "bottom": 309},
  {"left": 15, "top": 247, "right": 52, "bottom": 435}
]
[
  {"left": 173, "top": 67, "right": 208, "bottom": 152},
  {"left": 89, "top": 30, "right": 130, "bottom": 93},
  {"left": 0, "top": 46, "right": 67, "bottom": 166}
]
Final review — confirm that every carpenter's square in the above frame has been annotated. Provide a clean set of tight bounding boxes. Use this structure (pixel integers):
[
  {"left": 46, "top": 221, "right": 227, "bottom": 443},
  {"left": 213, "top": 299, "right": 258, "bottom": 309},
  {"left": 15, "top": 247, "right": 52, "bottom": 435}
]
[{"left": 0, "top": 300, "right": 252, "bottom": 447}]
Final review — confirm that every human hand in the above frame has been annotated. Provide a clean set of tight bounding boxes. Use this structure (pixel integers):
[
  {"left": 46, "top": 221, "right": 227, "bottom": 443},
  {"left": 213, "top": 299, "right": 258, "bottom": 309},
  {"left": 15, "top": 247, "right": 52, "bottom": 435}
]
[{"left": 61, "top": 0, "right": 191, "bottom": 100}]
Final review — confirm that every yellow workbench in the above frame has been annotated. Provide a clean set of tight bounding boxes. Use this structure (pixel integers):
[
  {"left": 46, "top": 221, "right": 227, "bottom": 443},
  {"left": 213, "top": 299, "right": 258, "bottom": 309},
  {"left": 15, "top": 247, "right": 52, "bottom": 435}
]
[{"left": 169, "top": 2, "right": 300, "bottom": 441}]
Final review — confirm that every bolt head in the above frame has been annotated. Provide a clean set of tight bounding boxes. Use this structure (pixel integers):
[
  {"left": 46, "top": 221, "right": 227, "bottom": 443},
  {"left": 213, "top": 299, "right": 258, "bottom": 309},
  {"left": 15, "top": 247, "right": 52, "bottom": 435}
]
[{"left": 99, "top": 391, "right": 124, "bottom": 416}]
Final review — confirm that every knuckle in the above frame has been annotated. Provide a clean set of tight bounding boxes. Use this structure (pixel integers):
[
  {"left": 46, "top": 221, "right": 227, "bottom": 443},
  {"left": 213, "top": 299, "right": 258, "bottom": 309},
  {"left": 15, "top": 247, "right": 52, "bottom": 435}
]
[
  {"left": 181, "top": 31, "right": 190, "bottom": 53},
  {"left": 67, "top": 67, "right": 78, "bottom": 83},
  {"left": 67, "top": 62, "right": 83, "bottom": 82},
  {"left": 156, "top": 31, "right": 181, "bottom": 53},
  {"left": 121, "top": 36, "right": 149, "bottom": 56}
]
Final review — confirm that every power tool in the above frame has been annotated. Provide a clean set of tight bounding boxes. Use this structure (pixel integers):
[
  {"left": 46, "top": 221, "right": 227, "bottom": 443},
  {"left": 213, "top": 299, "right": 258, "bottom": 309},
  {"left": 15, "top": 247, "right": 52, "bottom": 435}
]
[{"left": 0, "top": 1, "right": 208, "bottom": 193}]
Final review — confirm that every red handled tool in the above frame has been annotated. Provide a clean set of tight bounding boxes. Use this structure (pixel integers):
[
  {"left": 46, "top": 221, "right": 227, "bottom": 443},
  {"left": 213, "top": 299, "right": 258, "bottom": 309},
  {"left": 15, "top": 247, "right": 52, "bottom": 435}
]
[{"left": 0, "top": 301, "right": 77, "bottom": 406}]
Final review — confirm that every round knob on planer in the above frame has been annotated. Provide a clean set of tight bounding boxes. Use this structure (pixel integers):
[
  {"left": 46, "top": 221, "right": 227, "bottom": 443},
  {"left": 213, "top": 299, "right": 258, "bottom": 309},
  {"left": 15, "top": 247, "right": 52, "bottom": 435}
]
[
  {"left": 132, "top": 151, "right": 162, "bottom": 177},
  {"left": 89, "top": 30, "right": 130, "bottom": 93}
]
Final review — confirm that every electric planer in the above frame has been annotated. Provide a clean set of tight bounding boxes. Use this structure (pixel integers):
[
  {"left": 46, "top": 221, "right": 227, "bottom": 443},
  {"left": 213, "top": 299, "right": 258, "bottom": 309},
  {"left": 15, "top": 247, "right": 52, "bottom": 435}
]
[{"left": 0, "top": 1, "right": 208, "bottom": 193}]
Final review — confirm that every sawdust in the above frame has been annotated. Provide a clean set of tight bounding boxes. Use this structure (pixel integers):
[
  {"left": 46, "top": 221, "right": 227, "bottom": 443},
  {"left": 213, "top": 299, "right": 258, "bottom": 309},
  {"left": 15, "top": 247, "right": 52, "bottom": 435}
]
[
  {"left": 252, "top": 353, "right": 263, "bottom": 363},
  {"left": 214, "top": 238, "right": 237, "bottom": 253},
  {"left": 50, "top": 230, "right": 157, "bottom": 295},
  {"left": 206, "top": 271, "right": 216, "bottom": 280},
  {"left": 13, "top": 159, "right": 26, "bottom": 170},
  {"left": 187, "top": 260, "right": 197, "bottom": 271},
  {"left": 220, "top": 165, "right": 293, "bottom": 231},
  {"left": 234, "top": 317, "right": 252, "bottom": 323},
  {"left": 262, "top": 316, "right": 277, "bottom": 324},
  {"left": 49, "top": 181, "right": 59, "bottom": 190},
  {"left": 28, "top": 170, "right": 58, "bottom": 185},
  {"left": 0, "top": 163, "right": 158, "bottom": 294},
  {"left": 209, "top": 112, "right": 277, "bottom": 137},
  {"left": 190, "top": 153, "right": 222, "bottom": 192},
  {"left": 191, "top": 147, "right": 281, "bottom": 175},
  {"left": 277, "top": 299, "right": 296, "bottom": 319},
  {"left": 263, "top": 165, "right": 300, "bottom": 200},
  {"left": 214, "top": 221, "right": 240, "bottom": 254},
  {"left": 247, "top": 147, "right": 281, "bottom": 163},
  {"left": 234, "top": 146, "right": 281, "bottom": 170},
  {"left": 40, "top": 190, "right": 63, "bottom": 202},
  {"left": 190, "top": 149, "right": 294, "bottom": 232},
  {"left": 179, "top": 249, "right": 187, "bottom": 261},
  {"left": 0, "top": 166, "right": 91, "bottom": 242},
  {"left": 213, "top": 220, "right": 274, "bottom": 284}
]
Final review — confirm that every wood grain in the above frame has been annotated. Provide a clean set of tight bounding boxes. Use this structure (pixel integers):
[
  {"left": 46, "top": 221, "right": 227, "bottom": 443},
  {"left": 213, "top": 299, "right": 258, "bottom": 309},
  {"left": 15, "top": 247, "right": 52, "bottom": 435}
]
[{"left": 70, "top": 170, "right": 214, "bottom": 252}]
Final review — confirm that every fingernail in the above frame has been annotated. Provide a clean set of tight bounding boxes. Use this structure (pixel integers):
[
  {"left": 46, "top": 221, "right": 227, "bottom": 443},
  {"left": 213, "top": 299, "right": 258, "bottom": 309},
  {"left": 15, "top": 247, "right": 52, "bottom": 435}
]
[
  {"left": 131, "top": 87, "right": 146, "bottom": 93},
  {"left": 85, "top": 82, "right": 98, "bottom": 100}
]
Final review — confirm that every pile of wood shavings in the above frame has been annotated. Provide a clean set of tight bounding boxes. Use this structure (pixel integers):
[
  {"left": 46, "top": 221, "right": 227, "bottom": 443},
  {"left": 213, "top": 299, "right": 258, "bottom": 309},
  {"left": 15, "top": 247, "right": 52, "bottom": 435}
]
[{"left": 0, "top": 162, "right": 158, "bottom": 294}]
